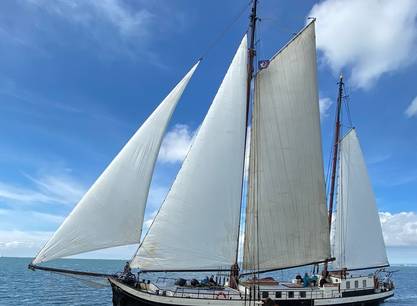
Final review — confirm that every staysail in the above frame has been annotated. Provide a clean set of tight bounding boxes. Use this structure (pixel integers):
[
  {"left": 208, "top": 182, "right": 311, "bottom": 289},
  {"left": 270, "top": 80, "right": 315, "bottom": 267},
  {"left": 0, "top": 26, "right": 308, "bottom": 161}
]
[
  {"left": 332, "top": 129, "right": 389, "bottom": 270},
  {"left": 130, "top": 36, "right": 248, "bottom": 271},
  {"left": 32, "top": 63, "right": 199, "bottom": 264},
  {"left": 243, "top": 22, "right": 331, "bottom": 271}
]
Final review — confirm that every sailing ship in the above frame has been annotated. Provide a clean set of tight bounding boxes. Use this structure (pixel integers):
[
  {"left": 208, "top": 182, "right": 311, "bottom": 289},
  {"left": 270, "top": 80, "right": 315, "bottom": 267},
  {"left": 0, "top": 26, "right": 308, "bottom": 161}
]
[{"left": 29, "top": 1, "right": 395, "bottom": 305}]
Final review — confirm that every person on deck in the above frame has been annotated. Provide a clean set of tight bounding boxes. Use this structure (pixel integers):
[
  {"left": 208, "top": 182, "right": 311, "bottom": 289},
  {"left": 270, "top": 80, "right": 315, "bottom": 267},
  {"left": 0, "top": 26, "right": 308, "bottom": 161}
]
[
  {"left": 319, "top": 270, "right": 330, "bottom": 287},
  {"left": 229, "top": 263, "right": 239, "bottom": 289},
  {"left": 209, "top": 275, "right": 217, "bottom": 285},
  {"left": 303, "top": 273, "right": 310, "bottom": 287},
  {"left": 123, "top": 261, "right": 131, "bottom": 274},
  {"left": 310, "top": 274, "right": 318, "bottom": 286}
]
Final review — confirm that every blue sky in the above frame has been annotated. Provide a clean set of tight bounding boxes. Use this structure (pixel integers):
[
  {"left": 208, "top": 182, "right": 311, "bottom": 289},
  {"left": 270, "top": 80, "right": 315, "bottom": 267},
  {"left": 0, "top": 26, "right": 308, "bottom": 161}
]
[{"left": 0, "top": 0, "right": 416, "bottom": 263}]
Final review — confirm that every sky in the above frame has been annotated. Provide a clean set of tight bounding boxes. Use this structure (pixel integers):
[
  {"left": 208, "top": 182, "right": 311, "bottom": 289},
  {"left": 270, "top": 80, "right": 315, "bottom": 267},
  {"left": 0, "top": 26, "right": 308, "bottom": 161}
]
[{"left": 0, "top": 0, "right": 416, "bottom": 264}]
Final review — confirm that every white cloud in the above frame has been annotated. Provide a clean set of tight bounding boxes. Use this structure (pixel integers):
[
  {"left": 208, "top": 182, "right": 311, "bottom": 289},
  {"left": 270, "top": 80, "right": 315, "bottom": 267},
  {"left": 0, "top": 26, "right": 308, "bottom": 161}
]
[
  {"left": 319, "top": 97, "right": 333, "bottom": 118},
  {"left": 310, "top": 0, "right": 417, "bottom": 88},
  {"left": 0, "top": 174, "right": 85, "bottom": 206},
  {"left": 405, "top": 95, "right": 417, "bottom": 118},
  {"left": 0, "top": 230, "right": 52, "bottom": 257},
  {"left": 27, "top": 0, "right": 153, "bottom": 39},
  {"left": 0, "top": 208, "right": 64, "bottom": 232},
  {"left": 367, "top": 153, "right": 391, "bottom": 165},
  {"left": 0, "top": 229, "right": 137, "bottom": 259},
  {"left": 380, "top": 212, "right": 417, "bottom": 246},
  {"left": 142, "top": 210, "right": 158, "bottom": 234},
  {"left": 158, "top": 124, "right": 195, "bottom": 163}
]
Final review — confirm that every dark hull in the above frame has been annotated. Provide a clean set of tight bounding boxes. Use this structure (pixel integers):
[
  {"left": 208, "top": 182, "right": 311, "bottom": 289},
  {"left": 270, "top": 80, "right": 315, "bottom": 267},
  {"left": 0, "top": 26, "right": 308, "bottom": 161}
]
[{"left": 110, "top": 282, "right": 391, "bottom": 306}]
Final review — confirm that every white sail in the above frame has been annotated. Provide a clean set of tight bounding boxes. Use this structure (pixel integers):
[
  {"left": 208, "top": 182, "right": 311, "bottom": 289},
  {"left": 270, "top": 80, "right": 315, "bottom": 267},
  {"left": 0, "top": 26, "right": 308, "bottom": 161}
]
[
  {"left": 32, "top": 63, "right": 199, "bottom": 264},
  {"left": 131, "top": 36, "right": 248, "bottom": 271},
  {"left": 243, "top": 22, "right": 331, "bottom": 271},
  {"left": 332, "top": 129, "right": 389, "bottom": 270}
]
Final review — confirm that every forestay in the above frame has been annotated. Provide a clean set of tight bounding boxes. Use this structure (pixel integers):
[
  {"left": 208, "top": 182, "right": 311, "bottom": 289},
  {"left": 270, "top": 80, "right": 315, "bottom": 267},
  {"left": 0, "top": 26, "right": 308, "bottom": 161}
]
[
  {"left": 243, "top": 22, "right": 331, "bottom": 271},
  {"left": 131, "top": 36, "right": 248, "bottom": 271},
  {"left": 32, "top": 63, "right": 199, "bottom": 264},
  {"left": 332, "top": 129, "right": 389, "bottom": 270}
]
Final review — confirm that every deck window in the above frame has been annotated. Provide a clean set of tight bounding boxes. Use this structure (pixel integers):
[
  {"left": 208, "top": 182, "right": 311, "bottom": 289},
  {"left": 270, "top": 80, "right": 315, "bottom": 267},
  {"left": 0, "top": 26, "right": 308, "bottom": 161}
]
[
  {"left": 288, "top": 291, "right": 294, "bottom": 298},
  {"left": 354, "top": 280, "right": 359, "bottom": 288},
  {"left": 300, "top": 291, "right": 306, "bottom": 298},
  {"left": 346, "top": 281, "right": 350, "bottom": 289},
  {"left": 363, "top": 280, "right": 367, "bottom": 288},
  {"left": 275, "top": 292, "right": 282, "bottom": 298},
  {"left": 262, "top": 291, "right": 269, "bottom": 298}
]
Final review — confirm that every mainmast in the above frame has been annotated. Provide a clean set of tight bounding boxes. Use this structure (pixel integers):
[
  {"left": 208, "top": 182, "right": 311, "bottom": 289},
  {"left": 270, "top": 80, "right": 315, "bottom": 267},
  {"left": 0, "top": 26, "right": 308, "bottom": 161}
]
[
  {"left": 324, "top": 74, "right": 344, "bottom": 271},
  {"left": 328, "top": 74, "right": 344, "bottom": 232},
  {"left": 236, "top": 0, "right": 258, "bottom": 262},
  {"left": 246, "top": 0, "right": 258, "bottom": 112},
  {"left": 233, "top": 0, "right": 258, "bottom": 283}
]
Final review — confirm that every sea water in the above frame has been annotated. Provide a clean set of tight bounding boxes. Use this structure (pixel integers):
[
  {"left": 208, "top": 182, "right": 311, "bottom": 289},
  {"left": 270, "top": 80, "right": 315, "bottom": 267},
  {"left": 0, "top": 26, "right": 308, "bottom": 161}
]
[{"left": 1, "top": 257, "right": 416, "bottom": 305}]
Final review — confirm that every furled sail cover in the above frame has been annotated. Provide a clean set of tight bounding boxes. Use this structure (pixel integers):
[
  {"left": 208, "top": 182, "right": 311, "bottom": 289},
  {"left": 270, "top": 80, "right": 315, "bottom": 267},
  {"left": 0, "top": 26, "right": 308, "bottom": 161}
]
[
  {"left": 332, "top": 129, "right": 388, "bottom": 270},
  {"left": 131, "top": 36, "right": 247, "bottom": 271},
  {"left": 243, "top": 22, "right": 331, "bottom": 271},
  {"left": 32, "top": 63, "right": 199, "bottom": 264}
]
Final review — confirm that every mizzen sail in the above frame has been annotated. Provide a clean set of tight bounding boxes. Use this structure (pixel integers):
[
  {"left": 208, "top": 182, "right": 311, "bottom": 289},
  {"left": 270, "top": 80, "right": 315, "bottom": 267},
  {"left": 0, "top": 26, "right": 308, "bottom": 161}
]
[
  {"left": 332, "top": 129, "right": 388, "bottom": 270},
  {"left": 130, "top": 36, "right": 248, "bottom": 271},
  {"left": 33, "top": 63, "right": 199, "bottom": 264},
  {"left": 243, "top": 22, "right": 331, "bottom": 271}
]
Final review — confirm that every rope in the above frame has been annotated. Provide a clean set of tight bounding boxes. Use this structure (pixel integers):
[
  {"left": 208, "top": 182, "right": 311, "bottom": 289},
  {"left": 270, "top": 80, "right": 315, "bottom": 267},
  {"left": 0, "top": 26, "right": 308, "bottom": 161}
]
[{"left": 198, "top": 0, "right": 252, "bottom": 61}]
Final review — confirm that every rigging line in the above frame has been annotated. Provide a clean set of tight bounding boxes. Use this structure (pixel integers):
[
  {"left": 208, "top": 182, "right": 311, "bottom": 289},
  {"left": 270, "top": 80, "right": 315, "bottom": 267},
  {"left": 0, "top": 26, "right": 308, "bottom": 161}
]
[
  {"left": 198, "top": 0, "right": 252, "bottom": 61},
  {"left": 343, "top": 84, "right": 354, "bottom": 129},
  {"left": 324, "top": 79, "right": 341, "bottom": 195}
]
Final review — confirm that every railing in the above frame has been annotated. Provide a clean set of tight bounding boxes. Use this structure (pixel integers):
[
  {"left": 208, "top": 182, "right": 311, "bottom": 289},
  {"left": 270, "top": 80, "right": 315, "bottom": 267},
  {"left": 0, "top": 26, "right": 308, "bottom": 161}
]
[{"left": 173, "top": 287, "right": 243, "bottom": 300}]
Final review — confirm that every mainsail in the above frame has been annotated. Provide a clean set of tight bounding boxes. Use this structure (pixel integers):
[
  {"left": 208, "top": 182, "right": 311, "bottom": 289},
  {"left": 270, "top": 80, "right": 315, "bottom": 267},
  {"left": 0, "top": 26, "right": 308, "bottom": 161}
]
[
  {"left": 130, "top": 36, "right": 248, "bottom": 271},
  {"left": 32, "top": 63, "right": 199, "bottom": 264},
  {"left": 243, "top": 22, "right": 331, "bottom": 271},
  {"left": 332, "top": 129, "right": 389, "bottom": 270}
]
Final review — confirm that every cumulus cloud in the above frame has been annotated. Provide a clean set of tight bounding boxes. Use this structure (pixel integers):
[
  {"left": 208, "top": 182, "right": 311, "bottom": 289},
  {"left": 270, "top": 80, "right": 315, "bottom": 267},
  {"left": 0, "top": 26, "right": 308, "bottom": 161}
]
[
  {"left": 319, "top": 97, "right": 333, "bottom": 118},
  {"left": 380, "top": 212, "right": 417, "bottom": 246},
  {"left": 310, "top": 0, "right": 417, "bottom": 88},
  {"left": 405, "top": 95, "right": 417, "bottom": 118},
  {"left": 158, "top": 124, "right": 195, "bottom": 163}
]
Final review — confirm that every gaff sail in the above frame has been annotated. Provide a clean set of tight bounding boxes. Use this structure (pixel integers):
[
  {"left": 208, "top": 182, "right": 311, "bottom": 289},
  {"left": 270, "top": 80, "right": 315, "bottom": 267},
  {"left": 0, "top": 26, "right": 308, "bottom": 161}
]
[{"left": 243, "top": 22, "right": 331, "bottom": 271}]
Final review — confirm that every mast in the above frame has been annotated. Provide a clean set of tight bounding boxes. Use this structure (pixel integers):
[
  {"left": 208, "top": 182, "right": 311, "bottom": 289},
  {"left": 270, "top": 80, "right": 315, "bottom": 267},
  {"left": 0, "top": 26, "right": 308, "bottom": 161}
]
[
  {"left": 328, "top": 74, "right": 344, "bottom": 231},
  {"left": 235, "top": 0, "right": 258, "bottom": 266},
  {"left": 324, "top": 74, "right": 344, "bottom": 271}
]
